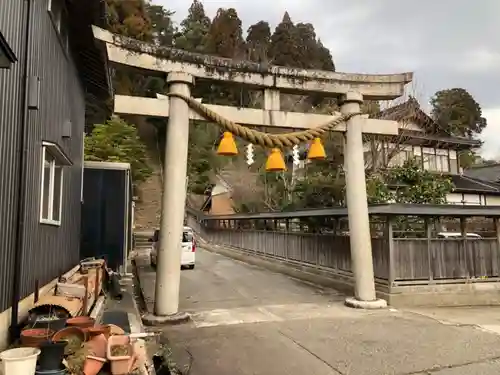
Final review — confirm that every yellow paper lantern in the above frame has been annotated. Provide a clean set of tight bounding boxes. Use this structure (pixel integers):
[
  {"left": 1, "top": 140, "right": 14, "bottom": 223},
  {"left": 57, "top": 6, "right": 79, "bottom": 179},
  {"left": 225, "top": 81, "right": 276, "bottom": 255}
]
[
  {"left": 307, "top": 137, "right": 326, "bottom": 160},
  {"left": 265, "top": 148, "right": 286, "bottom": 172},
  {"left": 217, "top": 132, "right": 238, "bottom": 156}
]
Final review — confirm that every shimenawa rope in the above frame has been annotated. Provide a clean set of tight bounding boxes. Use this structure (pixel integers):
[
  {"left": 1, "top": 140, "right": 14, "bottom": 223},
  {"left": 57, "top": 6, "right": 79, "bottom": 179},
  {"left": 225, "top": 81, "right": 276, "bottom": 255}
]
[{"left": 167, "top": 93, "right": 361, "bottom": 149}]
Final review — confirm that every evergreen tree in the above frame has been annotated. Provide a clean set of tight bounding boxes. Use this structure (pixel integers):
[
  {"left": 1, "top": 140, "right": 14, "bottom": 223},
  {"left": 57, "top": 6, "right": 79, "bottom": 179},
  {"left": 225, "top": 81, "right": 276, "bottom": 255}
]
[
  {"left": 175, "top": 0, "right": 211, "bottom": 53},
  {"left": 430, "top": 88, "right": 487, "bottom": 137},
  {"left": 105, "top": 0, "right": 153, "bottom": 95},
  {"left": 246, "top": 21, "right": 271, "bottom": 62},
  {"left": 85, "top": 116, "right": 152, "bottom": 189},
  {"left": 203, "top": 8, "right": 246, "bottom": 105},
  {"left": 294, "top": 23, "right": 319, "bottom": 68},
  {"left": 146, "top": 3, "right": 176, "bottom": 47},
  {"left": 315, "top": 39, "right": 335, "bottom": 71},
  {"left": 205, "top": 8, "right": 245, "bottom": 58},
  {"left": 268, "top": 12, "right": 300, "bottom": 67}
]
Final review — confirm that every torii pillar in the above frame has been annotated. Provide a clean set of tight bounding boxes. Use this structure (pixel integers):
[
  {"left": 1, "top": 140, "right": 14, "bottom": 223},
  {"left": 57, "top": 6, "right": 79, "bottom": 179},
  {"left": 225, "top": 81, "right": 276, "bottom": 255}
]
[
  {"left": 152, "top": 72, "right": 193, "bottom": 322},
  {"left": 341, "top": 92, "right": 385, "bottom": 308}
]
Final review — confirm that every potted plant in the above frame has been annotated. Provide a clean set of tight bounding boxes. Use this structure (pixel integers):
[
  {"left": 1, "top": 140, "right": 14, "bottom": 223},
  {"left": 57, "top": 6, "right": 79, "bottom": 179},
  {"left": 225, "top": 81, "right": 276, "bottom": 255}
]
[
  {"left": 28, "top": 313, "right": 66, "bottom": 332},
  {"left": 37, "top": 340, "right": 67, "bottom": 371},
  {"left": 52, "top": 327, "right": 86, "bottom": 355},
  {"left": 20, "top": 328, "right": 54, "bottom": 347}
]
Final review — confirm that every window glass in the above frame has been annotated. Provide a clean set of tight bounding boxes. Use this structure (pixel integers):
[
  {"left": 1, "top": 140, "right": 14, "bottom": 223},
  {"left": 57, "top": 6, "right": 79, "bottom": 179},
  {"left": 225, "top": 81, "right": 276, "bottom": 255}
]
[
  {"left": 40, "top": 147, "right": 64, "bottom": 224},
  {"left": 183, "top": 232, "right": 193, "bottom": 242},
  {"left": 42, "top": 158, "right": 51, "bottom": 219},
  {"left": 52, "top": 165, "right": 62, "bottom": 221},
  {"left": 449, "top": 158, "right": 458, "bottom": 174}
]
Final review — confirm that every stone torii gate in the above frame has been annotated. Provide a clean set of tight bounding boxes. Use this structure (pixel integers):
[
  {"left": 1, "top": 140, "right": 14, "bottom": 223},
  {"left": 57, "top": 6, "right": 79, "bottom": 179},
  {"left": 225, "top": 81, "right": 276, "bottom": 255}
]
[{"left": 93, "top": 26, "right": 413, "bottom": 322}]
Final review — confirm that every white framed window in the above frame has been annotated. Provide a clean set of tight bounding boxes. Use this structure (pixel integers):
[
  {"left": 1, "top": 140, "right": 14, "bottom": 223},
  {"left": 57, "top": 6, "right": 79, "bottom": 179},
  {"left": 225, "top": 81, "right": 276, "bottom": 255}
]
[{"left": 40, "top": 142, "right": 71, "bottom": 226}]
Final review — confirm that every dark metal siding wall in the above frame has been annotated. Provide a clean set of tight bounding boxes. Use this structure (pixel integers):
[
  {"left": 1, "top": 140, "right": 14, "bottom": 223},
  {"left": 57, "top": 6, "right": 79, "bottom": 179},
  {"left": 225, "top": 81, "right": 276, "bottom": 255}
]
[
  {"left": 0, "top": 1, "right": 25, "bottom": 312},
  {"left": 0, "top": 0, "right": 87, "bottom": 310}
]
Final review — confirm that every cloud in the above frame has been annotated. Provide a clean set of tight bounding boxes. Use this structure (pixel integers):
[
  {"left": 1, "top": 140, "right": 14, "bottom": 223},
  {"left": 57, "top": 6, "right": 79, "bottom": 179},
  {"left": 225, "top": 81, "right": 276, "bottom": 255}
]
[
  {"left": 153, "top": 0, "right": 500, "bottom": 158},
  {"left": 480, "top": 108, "right": 500, "bottom": 159}
]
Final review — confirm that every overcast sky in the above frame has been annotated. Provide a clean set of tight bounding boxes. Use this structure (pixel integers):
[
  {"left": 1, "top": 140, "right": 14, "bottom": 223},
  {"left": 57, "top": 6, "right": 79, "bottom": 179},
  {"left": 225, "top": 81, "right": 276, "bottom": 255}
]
[{"left": 154, "top": 0, "right": 500, "bottom": 159}]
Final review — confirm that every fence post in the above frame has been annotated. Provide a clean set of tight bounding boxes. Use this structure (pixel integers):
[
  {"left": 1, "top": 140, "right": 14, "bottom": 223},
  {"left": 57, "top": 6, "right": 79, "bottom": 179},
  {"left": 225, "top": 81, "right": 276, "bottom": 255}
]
[
  {"left": 425, "top": 218, "right": 433, "bottom": 283},
  {"left": 386, "top": 217, "right": 395, "bottom": 288},
  {"left": 460, "top": 217, "right": 470, "bottom": 278}
]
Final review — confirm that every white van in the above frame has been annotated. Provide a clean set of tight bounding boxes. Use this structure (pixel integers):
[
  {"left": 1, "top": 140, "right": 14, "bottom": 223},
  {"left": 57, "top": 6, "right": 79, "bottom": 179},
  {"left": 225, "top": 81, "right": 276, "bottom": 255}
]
[
  {"left": 150, "top": 226, "right": 196, "bottom": 269},
  {"left": 437, "top": 232, "right": 482, "bottom": 239}
]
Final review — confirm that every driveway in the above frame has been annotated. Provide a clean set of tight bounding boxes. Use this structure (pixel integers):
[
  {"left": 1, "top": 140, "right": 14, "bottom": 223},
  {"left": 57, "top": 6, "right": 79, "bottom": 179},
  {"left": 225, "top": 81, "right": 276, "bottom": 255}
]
[{"left": 137, "top": 248, "right": 500, "bottom": 375}]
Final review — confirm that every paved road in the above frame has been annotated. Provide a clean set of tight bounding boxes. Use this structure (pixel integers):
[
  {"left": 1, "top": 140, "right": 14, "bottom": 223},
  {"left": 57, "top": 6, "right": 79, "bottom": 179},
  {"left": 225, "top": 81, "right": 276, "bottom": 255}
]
[{"left": 137, "top": 248, "right": 500, "bottom": 375}]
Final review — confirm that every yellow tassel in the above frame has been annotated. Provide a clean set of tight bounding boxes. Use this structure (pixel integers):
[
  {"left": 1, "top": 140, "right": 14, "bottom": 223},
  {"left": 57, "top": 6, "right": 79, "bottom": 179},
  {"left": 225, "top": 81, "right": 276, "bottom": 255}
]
[
  {"left": 266, "top": 148, "right": 286, "bottom": 172},
  {"left": 307, "top": 138, "right": 326, "bottom": 160},
  {"left": 217, "top": 132, "right": 238, "bottom": 156}
]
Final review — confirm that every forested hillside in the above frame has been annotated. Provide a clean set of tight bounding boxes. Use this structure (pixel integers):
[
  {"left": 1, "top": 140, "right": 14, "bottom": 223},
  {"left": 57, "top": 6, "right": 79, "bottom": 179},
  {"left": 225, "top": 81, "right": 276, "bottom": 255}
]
[{"left": 85, "top": 0, "right": 487, "bottom": 218}]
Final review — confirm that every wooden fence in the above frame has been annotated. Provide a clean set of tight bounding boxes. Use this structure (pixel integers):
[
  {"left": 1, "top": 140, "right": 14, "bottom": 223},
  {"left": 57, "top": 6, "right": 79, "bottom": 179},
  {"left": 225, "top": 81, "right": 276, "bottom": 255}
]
[{"left": 189, "top": 216, "right": 500, "bottom": 287}]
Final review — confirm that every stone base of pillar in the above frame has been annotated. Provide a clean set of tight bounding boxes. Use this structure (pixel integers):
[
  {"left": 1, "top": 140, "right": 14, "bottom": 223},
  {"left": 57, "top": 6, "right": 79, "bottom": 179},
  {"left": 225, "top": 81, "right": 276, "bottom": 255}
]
[
  {"left": 344, "top": 297, "right": 387, "bottom": 310},
  {"left": 142, "top": 311, "right": 190, "bottom": 326}
]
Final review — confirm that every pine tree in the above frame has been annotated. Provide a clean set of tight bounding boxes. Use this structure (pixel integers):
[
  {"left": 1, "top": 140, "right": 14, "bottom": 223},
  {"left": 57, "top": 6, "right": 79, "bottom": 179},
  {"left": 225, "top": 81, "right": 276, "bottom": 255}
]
[
  {"left": 175, "top": 0, "right": 211, "bottom": 53},
  {"left": 294, "top": 23, "right": 318, "bottom": 68},
  {"left": 431, "top": 88, "right": 487, "bottom": 137},
  {"left": 268, "top": 12, "right": 300, "bottom": 67},
  {"left": 315, "top": 39, "right": 335, "bottom": 71},
  {"left": 105, "top": 0, "right": 154, "bottom": 95},
  {"left": 202, "top": 8, "right": 245, "bottom": 105},
  {"left": 205, "top": 8, "right": 245, "bottom": 58},
  {"left": 246, "top": 21, "right": 271, "bottom": 62},
  {"left": 146, "top": 4, "right": 176, "bottom": 47}
]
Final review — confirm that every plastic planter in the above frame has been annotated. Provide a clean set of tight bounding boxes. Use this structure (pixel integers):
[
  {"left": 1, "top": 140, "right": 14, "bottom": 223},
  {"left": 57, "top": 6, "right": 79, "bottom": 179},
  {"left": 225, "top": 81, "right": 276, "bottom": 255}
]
[
  {"left": 35, "top": 367, "right": 67, "bottom": 374},
  {"left": 37, "top": 340, "right": 67, "bottom": 371},
  {"left": 0, "top": 347, "right": 40, "bottom": 375},
  {"left": 107, "top": 335, "right": 134, "bottom": 375}
]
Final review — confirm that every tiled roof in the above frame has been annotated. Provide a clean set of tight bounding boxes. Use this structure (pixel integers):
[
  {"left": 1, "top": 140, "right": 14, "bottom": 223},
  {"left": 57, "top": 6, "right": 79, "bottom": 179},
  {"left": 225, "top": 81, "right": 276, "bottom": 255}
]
[
  {"left": 450, "top": 175, "right": 500, "bottom": 194},
  {"left": 388, "top": 174, "right": 500, "bottom": 195},
  {"left": 373, "top": 97, "right": 441, "bottom": 133},
  {"left": 465, "top": 164, "right": 500, "bottom": 182}
]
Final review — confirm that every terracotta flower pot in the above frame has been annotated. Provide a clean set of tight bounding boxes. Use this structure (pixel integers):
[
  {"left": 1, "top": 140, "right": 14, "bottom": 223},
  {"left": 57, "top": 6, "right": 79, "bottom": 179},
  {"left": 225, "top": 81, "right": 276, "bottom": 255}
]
[
  {"left": 107, "top": 324, "right": 125, "bottom": 336},
  {"left": 84, "top": 324, "right": 111, "bottom": 340},
  {"left": 66, "top": 316, "right": 95, "bottom": 329},
  {"left": 52, "top": 327, "right": 86, "bottom": 355},
  {"left": 86, "top": 334, "right": 107, "bottom": 358},
  {"left": 82, "top": 334, "right": 108, "bottom": 375},
  {"left": 107, "top": 335, "right": 134, "bottom": 375},
  {"left": 82, "top": 355, "right": 107, "bottom": 375},
  {"left": 20, "top": 328, "right": 54, "bottom": 347}
]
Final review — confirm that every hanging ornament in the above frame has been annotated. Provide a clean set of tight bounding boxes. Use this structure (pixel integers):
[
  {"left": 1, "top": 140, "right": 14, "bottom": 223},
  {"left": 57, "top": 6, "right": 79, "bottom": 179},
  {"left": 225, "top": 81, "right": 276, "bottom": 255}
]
[
  {"left": 246, "top": 144, "right": 254, "bottom": 166},
  {"left": 217, "top": 132, "right": 238, "bottom": 156},
  {"left": 266, "top": 148, "right": 286, "bottom": 172},
  {"left": 307, "top": 138, "right": 326, "bottom": 160},
  {"left": 292, "top": 145, "right": 300, "bottom": 166}
]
